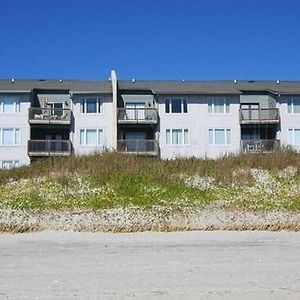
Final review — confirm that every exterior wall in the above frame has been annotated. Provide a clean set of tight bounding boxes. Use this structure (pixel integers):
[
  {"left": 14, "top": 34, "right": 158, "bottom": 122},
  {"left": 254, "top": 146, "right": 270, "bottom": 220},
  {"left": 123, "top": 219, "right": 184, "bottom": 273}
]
[
  {"left": 0, "top": 94, "right": 31, "bottom": 167},
  {"left": 279, "top": 96, "right": 300, "bottom": 150},
  {"left": 71, "top": 94, "right": 115, "bottom": 155},
  {"left": 240, "top": 95, "right": 277, "bottom": 108},
  {"left": 157, "top": 95, "right": 240, "bottom": 159}
]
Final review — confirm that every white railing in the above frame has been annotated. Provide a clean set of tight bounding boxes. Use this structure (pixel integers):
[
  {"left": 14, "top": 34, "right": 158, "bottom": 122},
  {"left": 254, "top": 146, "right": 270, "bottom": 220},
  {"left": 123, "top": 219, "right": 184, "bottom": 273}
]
[
  {"left": 29, "top": 108, "right": 71, "bottom": 124},
  {"left": 117, "top": 139, "right": 159, "bottom": 155},
  {"left": 117, "top": 108, "right": 158, "bottom": 123},
  {"left": 28, "top": 140, "right": 72, "bottom": 156},
  {"left": 241, "top": 139, "right": 280, "bottom": 153}
]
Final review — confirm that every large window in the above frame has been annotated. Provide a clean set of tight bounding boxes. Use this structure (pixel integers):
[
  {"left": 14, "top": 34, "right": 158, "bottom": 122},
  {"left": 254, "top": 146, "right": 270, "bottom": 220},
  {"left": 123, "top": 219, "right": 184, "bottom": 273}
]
[
  {"left": 166, "top": 129, "right": 189, "bottom": 145},
  {"left": 80, "top": 129, "right": 104, "bottom": 146},
  {"left": 165, "top": 99, "right": 188, "bottom": 114},
  {"left": 0, "top": 128, "right": 20, "bottom": 146},
  {"left": 208, "top": 97, "right": 230, "bottom": 113},
  {"left": 209, "top": 129, "right": 231, "bottom": 145},
  {"left": 0, "top": 97, "right": 20, "bottom": 113},
  {"left": 287, "top": 98, "right": 300, "bottom": 113},
  {"left": 288, "top": 129, "right": 300, "bottom": 145},
  {"left": 0, "top": 160, "right": 19, "bottom": 169},
  {"left": 80, "top": 98, "right": 103, "bottom": 114}
]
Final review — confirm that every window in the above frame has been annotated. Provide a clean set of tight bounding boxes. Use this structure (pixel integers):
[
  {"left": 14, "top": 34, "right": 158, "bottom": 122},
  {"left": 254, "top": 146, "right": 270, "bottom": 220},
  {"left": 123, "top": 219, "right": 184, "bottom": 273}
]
[
  {"left": 165, "top": 99, "right": 188, "bottom": 114},
  {"left": 0, "top": 97, "right": 20, "bottom": 113},
  {"left": 80, "top": 129, "right": 104, "bottom": 146},
  {"left": 287, "top": 98, "right": 300, "bottom": 113},
  {"left": 209, "top": 129, "right": 231, "bottom": 145},
  {"left": 80, "top": 98, "right": 103, "bottom": 114},
  {"left": 0, "top": 160, "right": 19, "bottom": 169},
  {"left": 166, "top": 129, "right": 189, "bottom": 145},
  {"left": 0, "top": 128, "right": 20, "bottom": 146},
  {"left": 288, "top": 129, "right": 300, "bottom": 145},
  {"left": 208, "top": 97, "right": 230, "bottom": 113}
]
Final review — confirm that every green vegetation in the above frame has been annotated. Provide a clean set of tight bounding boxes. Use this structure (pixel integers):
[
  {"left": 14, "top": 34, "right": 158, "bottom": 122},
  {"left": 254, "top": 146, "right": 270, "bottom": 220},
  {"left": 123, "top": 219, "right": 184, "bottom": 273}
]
[{"left": 0, "top": 151, "right": 300, "bottom": 212}]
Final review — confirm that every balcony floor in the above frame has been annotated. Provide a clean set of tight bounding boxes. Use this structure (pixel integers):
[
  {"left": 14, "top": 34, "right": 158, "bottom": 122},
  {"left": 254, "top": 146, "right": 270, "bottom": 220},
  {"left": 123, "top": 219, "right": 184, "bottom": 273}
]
[
  {"left": 28, "top": 151, "right": 71, "bottom": 157},
  {"left": 240, "top": 119, "right": 280, "bottom": 125}
]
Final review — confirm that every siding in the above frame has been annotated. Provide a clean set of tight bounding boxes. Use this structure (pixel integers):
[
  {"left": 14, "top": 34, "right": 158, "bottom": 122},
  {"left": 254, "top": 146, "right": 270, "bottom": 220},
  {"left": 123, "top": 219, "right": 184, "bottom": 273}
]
[
  {"left": 157, "top": 95, "right": 240, "bottom": 159},
  {"left": 0, "top": 94, "right": 31, "bottom": 166},
  {"left": 71, "top": 94, "right": 115, "bottom": 155}
]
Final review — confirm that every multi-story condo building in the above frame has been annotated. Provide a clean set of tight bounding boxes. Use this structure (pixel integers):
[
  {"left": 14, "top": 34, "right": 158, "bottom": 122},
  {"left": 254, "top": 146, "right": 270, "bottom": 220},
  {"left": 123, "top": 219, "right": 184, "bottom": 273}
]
[{"left": 1, "top": 70, "right": 300, "bottom": 168}]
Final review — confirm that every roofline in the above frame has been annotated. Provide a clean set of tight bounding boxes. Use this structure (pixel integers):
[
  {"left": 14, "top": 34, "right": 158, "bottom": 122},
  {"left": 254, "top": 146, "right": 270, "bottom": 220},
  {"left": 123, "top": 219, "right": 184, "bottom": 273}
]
[
  {"left": 0, "top": 90, "right": 31, "bottom": 93},
  {"left": 71, "top": 91, "right": 112, "bottom": 95}
]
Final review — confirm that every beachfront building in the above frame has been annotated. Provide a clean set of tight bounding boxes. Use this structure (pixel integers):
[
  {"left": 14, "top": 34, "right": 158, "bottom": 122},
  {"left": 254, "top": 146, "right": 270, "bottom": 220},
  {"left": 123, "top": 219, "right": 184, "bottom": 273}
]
[{"left": 0, "top": 70, "right": 299, "bottom": 168}]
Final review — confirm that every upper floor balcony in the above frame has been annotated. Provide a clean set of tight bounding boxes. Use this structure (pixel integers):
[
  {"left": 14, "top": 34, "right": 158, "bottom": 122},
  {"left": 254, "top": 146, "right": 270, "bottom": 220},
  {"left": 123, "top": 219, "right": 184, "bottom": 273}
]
[
  {"left": 29, "top": 107, "right": 71, "bottom": 125},
  {"left": 240, "top": 108, "right": 280, "bottom": 124},
  {"left": 117, "top": 108, "right": 158, "bottom": 125},
  {"left": 117, "top": 139, "right": 159, "bottom": 156},
  {"left": 28, "top": 140, "right": 72, "bottom": 157}
]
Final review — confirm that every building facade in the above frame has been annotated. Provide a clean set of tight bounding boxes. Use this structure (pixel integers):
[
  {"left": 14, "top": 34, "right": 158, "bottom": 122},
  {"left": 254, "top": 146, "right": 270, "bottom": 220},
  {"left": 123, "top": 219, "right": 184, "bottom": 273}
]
[{"left": 0, "top": 71, "right": 300, "bottom": 168}]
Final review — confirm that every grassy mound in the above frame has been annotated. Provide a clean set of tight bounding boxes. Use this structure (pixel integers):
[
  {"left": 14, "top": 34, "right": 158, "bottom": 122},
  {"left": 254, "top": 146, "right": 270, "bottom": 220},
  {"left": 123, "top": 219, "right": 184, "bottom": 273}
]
[{"left": 0, "top": 151, "right": 300, "bottom": 212}]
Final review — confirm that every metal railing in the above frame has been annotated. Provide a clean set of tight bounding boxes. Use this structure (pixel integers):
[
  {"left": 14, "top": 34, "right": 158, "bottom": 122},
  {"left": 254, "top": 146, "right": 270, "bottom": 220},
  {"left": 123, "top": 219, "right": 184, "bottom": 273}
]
[
  {"left": 117, "top": 139, "right": 159, "bottom": 155},
  {"left": 241, "top": 139, "right": 280, "bottom": 153},
  {"left": 29, "top": 108, "right": 71, "bottom": 124},
  {"left": 240, "top": 108, "right": 279, "bottom": 122},
  {"left": 117, "top": 108, "right": 158, "bottom": 123},
  {"left": 28, "top": 140, "right": 72, "bottom": 156}
]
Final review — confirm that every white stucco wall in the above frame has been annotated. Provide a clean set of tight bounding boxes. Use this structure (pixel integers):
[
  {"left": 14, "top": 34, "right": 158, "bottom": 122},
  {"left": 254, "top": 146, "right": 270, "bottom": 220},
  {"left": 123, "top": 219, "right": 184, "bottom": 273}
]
[
  {"left": 157, "top": 95, "right": 240, "bottom": 159},
  {"left": 71, "top": 94, "right": 115, "bottom": 155},
  {"left": 279, "top": 96, "right": 300, "bottom": 151},
  {"left": 0, "top": 94, "right": 31, "bottom": 167}
]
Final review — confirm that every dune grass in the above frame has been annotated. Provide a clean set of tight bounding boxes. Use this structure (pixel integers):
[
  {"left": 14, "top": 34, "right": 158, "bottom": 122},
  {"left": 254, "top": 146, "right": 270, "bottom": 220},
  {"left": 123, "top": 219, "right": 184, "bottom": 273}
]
[{"left": 0, "top": 150, "right": 300, "bottom": 212}]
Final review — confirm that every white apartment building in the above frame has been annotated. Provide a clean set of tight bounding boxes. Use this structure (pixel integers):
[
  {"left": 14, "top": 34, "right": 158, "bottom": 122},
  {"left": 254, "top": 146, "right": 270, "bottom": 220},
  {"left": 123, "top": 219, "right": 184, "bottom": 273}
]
[{"left": 0, "top": 71, "right": 299, "bottom": 168}]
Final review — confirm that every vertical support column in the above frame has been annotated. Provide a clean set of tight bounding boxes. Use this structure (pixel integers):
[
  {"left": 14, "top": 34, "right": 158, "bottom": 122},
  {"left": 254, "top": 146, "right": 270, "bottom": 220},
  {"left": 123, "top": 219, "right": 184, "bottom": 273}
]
[{"left": 111, "top": 70, "right": 118, "bottom": 150}]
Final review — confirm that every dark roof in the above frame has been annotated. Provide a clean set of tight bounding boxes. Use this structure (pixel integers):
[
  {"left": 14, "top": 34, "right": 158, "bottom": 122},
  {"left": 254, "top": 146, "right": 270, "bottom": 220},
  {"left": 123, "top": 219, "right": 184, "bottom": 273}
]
[
  {"left": 118, "top": 80, "right": 300, "bottom": 95},
  {"left": 0, "top": 79, "right": 112, "bottom": 94},
  {"left": 1, "top": 78, "right": 300, "bottom": 95}
]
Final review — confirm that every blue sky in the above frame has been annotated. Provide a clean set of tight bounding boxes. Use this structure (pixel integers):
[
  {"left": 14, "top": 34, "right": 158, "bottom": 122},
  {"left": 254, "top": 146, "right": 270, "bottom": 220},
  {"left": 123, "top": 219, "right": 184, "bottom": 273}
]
[{"left": 0, "top": 0, "right": 300, "bottom": 80}]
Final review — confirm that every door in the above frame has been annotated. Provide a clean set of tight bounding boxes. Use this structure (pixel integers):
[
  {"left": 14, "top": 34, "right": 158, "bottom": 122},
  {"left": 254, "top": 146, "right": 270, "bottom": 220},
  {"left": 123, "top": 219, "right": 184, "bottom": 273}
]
[
  {"left": 45, "top": 134, "right": 62, "bottom": 152},
  {"left": 125, "top": 103, "right": 145, "bottom": 120},
  {"left": 241, "top": 103, "right": 259, "bottom": 120},
  {"left": 47, "top": 102, "right": 63, "bottom": 117},
  {"left": 125, "top": 132, "right": 146, "bottom": 152}
]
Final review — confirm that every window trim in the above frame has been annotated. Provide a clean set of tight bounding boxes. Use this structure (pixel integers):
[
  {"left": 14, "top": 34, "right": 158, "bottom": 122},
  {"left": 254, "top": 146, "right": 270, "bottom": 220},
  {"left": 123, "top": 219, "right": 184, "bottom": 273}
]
[
  {"left": 79, "top": 128, "right": 104, "bottom": 146},
  {"left": 0, "top": 97, "right": 20, "bottom": 114},
  {"left": 0, "top": 160, "right": 19, "bottom": 169},
  {"left": 208, "top": 97, "right": 230, "bottom": 114},
  {"left": 208, "top": 128, "right": 232, "bottom": 146},
  {"left": 287, "top": 98, "right": 300, "bottom": 114},
  {"left": 288, "top": 128, "right": 300, "bottom": 145},
  {"left": 165, "top": 128, "right": 189, "bottom": 145},
  {"left": 0, "top": 128, "right": 21, "bottom": 146},
  {"left": 80, "top": 98, "right": 103, "bottom": 114},
  {"left": 165, "top": 98, "right": 188, "bottom": 114}
]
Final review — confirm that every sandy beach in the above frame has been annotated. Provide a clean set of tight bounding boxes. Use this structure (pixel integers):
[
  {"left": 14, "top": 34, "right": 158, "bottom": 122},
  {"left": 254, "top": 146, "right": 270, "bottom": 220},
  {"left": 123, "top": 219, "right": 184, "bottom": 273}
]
[{"left": 0, "top": 231, "right": 299, "bottom": 299}]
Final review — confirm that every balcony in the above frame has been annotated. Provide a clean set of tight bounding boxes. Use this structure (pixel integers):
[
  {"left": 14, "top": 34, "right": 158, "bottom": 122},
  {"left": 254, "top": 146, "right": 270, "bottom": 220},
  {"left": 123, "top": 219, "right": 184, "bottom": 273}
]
[
  {"left": 28, "top": 140, "right": 72, "bottom": 157},
  {"left": 29, "top": 108, "right": 71, "bottom": 125},
  {"left": 117, "top": 139, "right": 159, "bottom": 156},
  {"left": 117, "top": 108, "right": 158, "bottom": 125},
  {"left": 240, "top": 108, "right": 279, "bottom": 124},
  {"left": 241, "top": 139, "right": 280, "bottom": 153}
]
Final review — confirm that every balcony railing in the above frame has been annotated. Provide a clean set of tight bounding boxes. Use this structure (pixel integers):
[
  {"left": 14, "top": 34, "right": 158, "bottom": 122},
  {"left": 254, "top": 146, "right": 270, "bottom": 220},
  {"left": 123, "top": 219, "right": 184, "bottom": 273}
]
[
  {"left": 117, "top": 139, "right": 159, "bottom": 156},
  {"left": 28, "top": 140, "right": 72, "bottom": 156},
  {"left": 117, "top": 108, "right": 158, "bottom": 124},
  {"left": 240, "top": 108, "right": 279, "bottom": 124},
  {"left": 241, "top": 139, "right": 280, "bottom": 153},
  {"left": 29, "top": 108, "right": 71, "bottom": 125}
]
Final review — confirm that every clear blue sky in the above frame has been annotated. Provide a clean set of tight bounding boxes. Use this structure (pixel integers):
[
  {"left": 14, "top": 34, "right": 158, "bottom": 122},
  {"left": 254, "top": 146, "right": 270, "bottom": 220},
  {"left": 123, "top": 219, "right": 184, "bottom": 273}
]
[{"left": 1, "top": 0, "right": 300, "bottom": 80}]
